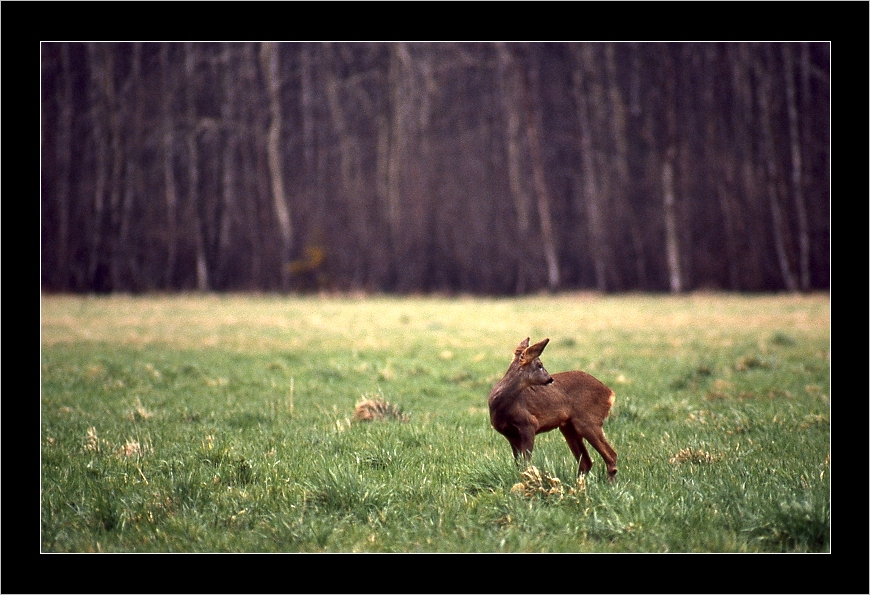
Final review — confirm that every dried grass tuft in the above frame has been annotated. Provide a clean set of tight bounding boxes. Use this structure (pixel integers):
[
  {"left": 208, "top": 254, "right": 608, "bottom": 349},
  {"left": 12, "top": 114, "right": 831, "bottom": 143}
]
[
  {"left": 115, "top": 438, "right": 149, "bottom": 458},
  {"left": 669, "top": 447, "right": 722, "bottom": 465},
  {"left": 353, "top": 398, "right": 409, "bottom": 423},
  {"left": 510, "top": 466, "right": 586, "bottom": 500}
]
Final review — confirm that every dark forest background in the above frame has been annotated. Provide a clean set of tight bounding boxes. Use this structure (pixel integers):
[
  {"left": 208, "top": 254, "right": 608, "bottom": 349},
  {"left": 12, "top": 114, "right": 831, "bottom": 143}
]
[{"left": 41, "top": 42, "right": 829, "bottom": 295}]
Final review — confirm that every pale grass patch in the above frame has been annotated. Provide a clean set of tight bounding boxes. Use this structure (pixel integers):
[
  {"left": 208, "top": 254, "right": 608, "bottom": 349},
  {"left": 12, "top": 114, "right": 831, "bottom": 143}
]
[
  {"left": 686, "top": 410, "right": 717, "bottom": 424},
  {"left": 510, "top": 466, "right": 587, "bottom": 500},
  {"left": 705, "top": 379, "right": 733, "bottom": 401},
  {"left": 799, "top": 413, "right": 828, "bottom": 429},
  {"left": 669, "top": 447, "right": 723, "bottom": 465},
  {"left": 143, "top": 363, "right": 161, "bottom": 379},
  {"left": 128, "top": 397, "right": 154, "bottom": 421},
  {"left": 86, "top": 364, "right": 106, "bottom": 379},
  {"left": 377, "top": 363, "right": 397, "bottom": 381},
  {"left": 84, "top": 426, "right": 101, "bottom": 453},
  {"left": 41, "top": 293, "right": 829, "bottom": 353},
  {"left": 115, "top": 437, "right": 150, "bottom": 458}
]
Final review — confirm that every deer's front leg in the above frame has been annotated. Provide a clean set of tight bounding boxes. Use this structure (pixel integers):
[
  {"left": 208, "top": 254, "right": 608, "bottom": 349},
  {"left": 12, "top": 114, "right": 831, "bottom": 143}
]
[{"left": 507, "top": 425, "right": 536, "bottom": 466}]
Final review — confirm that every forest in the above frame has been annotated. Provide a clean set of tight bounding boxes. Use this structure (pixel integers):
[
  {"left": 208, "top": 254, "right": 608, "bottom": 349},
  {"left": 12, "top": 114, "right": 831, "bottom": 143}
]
[{"left": 40, "top": 42, "right": 830, "bottom": 294}]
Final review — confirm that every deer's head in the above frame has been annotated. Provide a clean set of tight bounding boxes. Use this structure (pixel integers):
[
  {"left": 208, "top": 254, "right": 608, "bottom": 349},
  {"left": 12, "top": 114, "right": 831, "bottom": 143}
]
[{"left": 513, "top": 337, "right": 554, "bottom": 387}]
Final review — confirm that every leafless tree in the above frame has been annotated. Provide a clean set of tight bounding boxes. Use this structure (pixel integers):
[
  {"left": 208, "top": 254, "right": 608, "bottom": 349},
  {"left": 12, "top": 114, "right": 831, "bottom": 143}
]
[{"left": 41, "top": 42, "right": 830, "bottom": 295}]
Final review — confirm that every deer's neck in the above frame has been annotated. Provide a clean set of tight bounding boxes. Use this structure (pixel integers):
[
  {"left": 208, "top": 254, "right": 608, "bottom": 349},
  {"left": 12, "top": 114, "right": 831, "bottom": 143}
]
[{"left": 488, "top": 371, "right": 525, "bottom": 406}]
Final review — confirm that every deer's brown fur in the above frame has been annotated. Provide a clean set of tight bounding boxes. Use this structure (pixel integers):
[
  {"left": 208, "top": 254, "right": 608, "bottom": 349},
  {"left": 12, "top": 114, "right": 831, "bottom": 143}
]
[{"left": 488, "top": 337, "right": 618, "bottom": 482}]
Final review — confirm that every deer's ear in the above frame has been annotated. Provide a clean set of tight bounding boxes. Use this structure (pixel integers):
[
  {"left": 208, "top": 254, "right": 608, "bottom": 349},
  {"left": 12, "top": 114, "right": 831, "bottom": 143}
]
[
  {"left": 522, "top": 338, "right": 550, "bottom": 362},
  {"left": 514, "top": 337, "right": 531, "bottom": 357}
]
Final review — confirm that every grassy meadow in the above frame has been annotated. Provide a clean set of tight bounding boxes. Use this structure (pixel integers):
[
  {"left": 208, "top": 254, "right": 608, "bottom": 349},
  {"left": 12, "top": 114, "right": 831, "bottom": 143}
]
[{"left": 41, "top": 292, "right": 830, "bottom": 552}]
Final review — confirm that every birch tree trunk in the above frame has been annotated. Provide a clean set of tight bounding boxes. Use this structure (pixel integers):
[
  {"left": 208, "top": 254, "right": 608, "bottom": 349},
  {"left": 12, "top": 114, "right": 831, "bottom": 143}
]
[
  {"left": 40, "top": 42, "right": 829, "bottom": 295},
  {"left": 758, "top": 46, "right": 798, "bottom": 292},
  {"left": 523, "top": 51, "right": 560, "bottom": 291},
  {"left": 185, "top": 44, "right": 209, "bottom": 291},
  {"left": 662, "top": 153, "right": 682, "bottom": 293},
  {"left": 218, "top": 44, "right": 238, "bottom": 289},
  {"left": 662, "top": 47, "right": 683, "bottom": 293},
  {"left": 260, "top": 42, "right": 293, "bottom": 289},
  {"left": 783, "top": 43, "right": 811, "bottom": 291}
]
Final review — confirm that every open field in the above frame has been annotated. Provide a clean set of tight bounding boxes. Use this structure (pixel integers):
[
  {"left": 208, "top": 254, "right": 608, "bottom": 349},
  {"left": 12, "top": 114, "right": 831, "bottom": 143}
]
[{"left": 41, "top": 293, "right": 830, "bottom": 552}]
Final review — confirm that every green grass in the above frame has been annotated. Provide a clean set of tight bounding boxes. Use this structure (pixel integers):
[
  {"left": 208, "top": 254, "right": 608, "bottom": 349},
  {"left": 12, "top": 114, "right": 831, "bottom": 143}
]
[{"left": 41, "top": 293, "right": 830, "bottom": 552}]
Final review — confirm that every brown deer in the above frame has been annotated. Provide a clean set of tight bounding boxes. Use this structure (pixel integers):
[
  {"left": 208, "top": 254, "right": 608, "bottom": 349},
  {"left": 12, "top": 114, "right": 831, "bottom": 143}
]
[{"left": 488, "top": 337, "right": 618, "bottom": 482}]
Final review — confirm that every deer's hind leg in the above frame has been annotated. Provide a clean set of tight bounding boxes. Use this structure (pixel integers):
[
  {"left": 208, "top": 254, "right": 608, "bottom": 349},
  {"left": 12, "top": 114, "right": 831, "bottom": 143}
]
[
  {"left": 582, "top": 426, "right": 618, "bottom": 482},
  {"left": 559, "top": 424, "right": 594, "bottom": 475}
]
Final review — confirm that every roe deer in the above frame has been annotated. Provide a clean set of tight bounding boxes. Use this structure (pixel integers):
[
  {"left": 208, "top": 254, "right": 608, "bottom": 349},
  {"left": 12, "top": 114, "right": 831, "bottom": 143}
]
[{"left": 488, "top": 337, "right": 618, "bottom": 482}]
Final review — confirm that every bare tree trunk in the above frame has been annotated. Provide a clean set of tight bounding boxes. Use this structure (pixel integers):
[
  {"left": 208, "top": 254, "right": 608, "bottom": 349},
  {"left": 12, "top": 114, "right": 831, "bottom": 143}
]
[
  {"left": 758, "top": 46, "right": 798, "bottom": 292},
  {"left": 627, "top": 44, "right": 650, "bottom": 288},
  {"left": 260, "top": 42, "right": 293, "bottom": 289},
  {"left": 300, "top": 43, "right": 317, "bottom": 188},
  {"left": 373, "top": 108, "right": 392, "bottom": 287},
  {"left": 412, "top": 48, "right": 436, "bottom": 291},
  {"left": 718, "top": 156, "right": 741, "bottom": 290},
  {"left": 325, "top": 49, "right": 352, "bottom": 189},
  {"left": 571, "top": 44, "right": 607, "bottom": 292},
  {"left": 325, "top": 43, "right": 367, "bottom": 288},
  {"left": 385, "top": 43, "right": 412, "bottom": 252},
  {"left": 731, "top": 44, "right": 765, "bottom": 290},
  {"left": 301, "top": 42, "right": 330, "bottom": 268},
  {"left": 160, "top": 44, "right": 178, "bottom": 289},
  {"left": 185, "top": 44, "right": 209, "bottom": 291},
  {"left": 99, "top": 46, "right": 125, "bottom": 291},
  {"left": 523, "top": 51, "right": 560, "bottom": 291},
  {"left": 662, "top": 152, "right": 682, "bottom": 293},
  {"left": 662, "top": 47, "right": 683, "bottom": 293},
  {"left": 119, "top": 42, "right": 143, "bottom": 289},
  {"left": 604, "top": 43, "right": 644, "bottom": 291},
  {"left": 55, "top": 43, "right": 73, "bottom": 287},
  {"left": 783, "top": 43, "right": 811, "bottom": 291},
  {"left": 496, "top": 43, "right": 531, "bottom": 293},
  {"left": 218, "top": 44, "right": 238, "bottom": 288},
  {"left": 235, "top": 43, "right": 263, "bottom": 288},
  {"left": 799, "top": 42, "right": 819, "bottom": 289},
  {"left": 40, "top": 42, "right": 829, "bottom": 295},
  {"left": 86, "top": 43, "right": 108, "bottom": 289},
  {"left": 382, "top": 43, "right": 433, "bottom": 291},
  {"left": 706, "top": 44, "right": 741, "bottom": 290}
]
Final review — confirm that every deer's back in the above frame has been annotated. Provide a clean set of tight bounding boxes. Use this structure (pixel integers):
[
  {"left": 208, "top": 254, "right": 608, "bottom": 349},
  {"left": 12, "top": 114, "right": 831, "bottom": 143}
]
[{"left": 549, "top": 370, "right": 615, "bottom": 423}]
